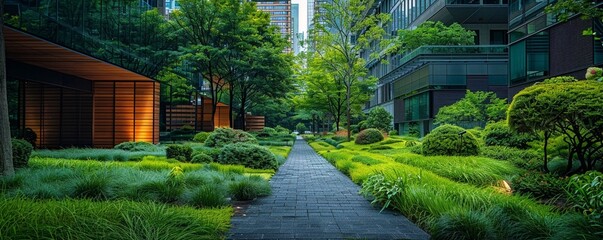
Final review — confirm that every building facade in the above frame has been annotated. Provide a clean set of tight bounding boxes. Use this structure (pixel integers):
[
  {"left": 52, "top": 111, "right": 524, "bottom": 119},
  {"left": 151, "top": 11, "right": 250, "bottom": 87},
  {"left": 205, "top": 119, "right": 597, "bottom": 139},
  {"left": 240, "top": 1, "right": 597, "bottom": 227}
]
[
  {"left": 363, "top": 0, "right": 509, "bottom": 136},
  {"left": 292, "top": 3, "right": 301, "bottom": 55},
  {"left": 508, "top": 0, "right": 603, "bottom": 97},
  {"left": 256, "top": 1, "right": 292, "bottom": 52}
]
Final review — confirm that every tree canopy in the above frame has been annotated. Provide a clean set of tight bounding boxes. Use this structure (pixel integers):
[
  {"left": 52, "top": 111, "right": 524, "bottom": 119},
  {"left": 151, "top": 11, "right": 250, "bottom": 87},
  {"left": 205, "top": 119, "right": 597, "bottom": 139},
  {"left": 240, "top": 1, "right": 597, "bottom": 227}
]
[
  {"left": 364, "top": 107, "right": 393, "bottom": 132},
  {"left": 508, "top": 80, "right": 603, "bottom": 173},
  {"left": 435, "top": 90, "right": 507, "bottom": 127}
]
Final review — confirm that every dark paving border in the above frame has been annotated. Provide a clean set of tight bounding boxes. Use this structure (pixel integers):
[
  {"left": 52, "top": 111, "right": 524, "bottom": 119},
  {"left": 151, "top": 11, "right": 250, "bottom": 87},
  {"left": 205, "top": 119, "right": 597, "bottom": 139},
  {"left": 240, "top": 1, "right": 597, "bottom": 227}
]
[{"left": 228, "top": 137, "right": 429, "bottom": 240}]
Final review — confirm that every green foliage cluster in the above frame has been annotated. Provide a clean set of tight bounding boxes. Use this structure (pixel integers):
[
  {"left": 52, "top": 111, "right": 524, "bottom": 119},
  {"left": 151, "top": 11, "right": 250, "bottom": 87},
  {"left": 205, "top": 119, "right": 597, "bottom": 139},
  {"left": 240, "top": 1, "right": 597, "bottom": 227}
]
[
  {"left": 508, "top": 80, "right": 603, "bottom": 172},
  {"left": 422, "top": 125, "right": 480, "bottom": 156},
  {"left": 11, "top": 139, "right": 33, "bottom": 169},
  {"left": 480, "top": 146, "right": 542, "bottom": 171},
  {"left": 0, "top": 197, "right": 232, "bottom": 239},
  {"left": 511, "top": 172, "right": 567, "bottom": 200},
  {"left": 566, "top": 171, "right": 603, "bottom": 220},
  {"left": 229, "top": 176, "right": 272, "bottom": 201},
  {"left": 355, "top": 128, "right": 384, "bottom": 145},
  {"left": 204, "top": 128, "right": 257, "bottom": 148},
  {"left": 217, "top": 143, "right": 277, "bottom": 170},
  {"left": 274, "top": 125, "right": 290, "bottom": 134},
  {"left": 191, "top": 153, "right": 213, "bottom": 164},
  {"left": 257, "top": 127, "right": 277, "bottom": 137},
  {"left": 585, "top": 67, "right": 603, "bottom": 81},
  {"left": 295, "top": 123, "right": 307, "bottom": 134},
  {"left": 192, "top": 132, "right": 211, "bottom": 143},
  {"left": 359, "top": 174, "right": 407, "bottom": 212},
  {"left": 435, "top": 90, "right": 507, "bottom": 127},
  {"left": 395, "top": 21, "right": 476, "bottom": 53},
  {"left": 484, "top": 122, "right": 539, "bottom": 149},
  {"left": 113, "top": 141, "right": 159, "bottom": 152},
  {"left": 165, "top": 145, "right": 193, "bottom": 162},
  {"left": 364, "top": 107, "right": 393, "bottom": 132}
]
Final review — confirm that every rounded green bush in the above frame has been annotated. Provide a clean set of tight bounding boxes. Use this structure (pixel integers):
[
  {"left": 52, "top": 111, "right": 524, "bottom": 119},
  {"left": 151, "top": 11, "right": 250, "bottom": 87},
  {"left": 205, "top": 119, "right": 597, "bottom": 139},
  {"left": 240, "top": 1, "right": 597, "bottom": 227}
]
[
  {"left": 114, "top": 141, "right": 158, "bottom": 152},
  {"left": 193, "top": 132, "right": 211, "bottom": 143},
  {"left": 274, "top": 125, "right": 290, "bottom": 134},
  {"left": 484, "top": 122, "right": 538, "bottom": 149},
  {"left": 217, "top": 143, "right": 277, "bottom": 170},
  {"left": 354, "top": 128, "right": 384, "bottom": 145},
  {"left": 422, "top": 124, "right": 480, "bottom": 156},
  {"left": 191, "top": 153, "right": 213, "bottom": 164},
  {"left": 166, "top": 145, "right": 193, "bottom": 162},
  {"left": 204, "top": 128, "right": 257, "bottom": 148},
  {"left": 11, "top": 139, "right": 33, "bottom": 168}
]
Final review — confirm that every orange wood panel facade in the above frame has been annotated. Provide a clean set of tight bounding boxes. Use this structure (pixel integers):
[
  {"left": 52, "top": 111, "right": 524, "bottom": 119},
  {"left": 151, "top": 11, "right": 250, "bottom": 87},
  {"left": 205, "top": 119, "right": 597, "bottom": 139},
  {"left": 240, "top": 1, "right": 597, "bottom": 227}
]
[
  {"left": 92, "top": 81, "right": 160, "bottom": 148},
  {"left": 245, "top": 115, "right": 265, "bottom": 132},
  {"left": 165, "top": 101, "right": 231, "bottom": 132},
  {"left": 23, "top": 82, "right": 93, "bottom": 148}
]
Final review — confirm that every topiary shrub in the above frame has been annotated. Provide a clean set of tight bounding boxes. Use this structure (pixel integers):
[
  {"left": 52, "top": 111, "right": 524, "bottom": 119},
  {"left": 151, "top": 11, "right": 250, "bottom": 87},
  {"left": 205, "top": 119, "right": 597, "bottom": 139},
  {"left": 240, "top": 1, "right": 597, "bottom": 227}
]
[
  {"left": 166, "top": 145, "right": 193, "bottom": 162},
  {"left": 114, "top": 141, "right": 159, "bottom": 152},
  {"left": 258, "top": 127, "right": 277, "bottom": 137},
  {"left": 274, "top": 125, "right": 290, "bottom": 134},
  {"left": 193, "top": 132, "right": 210, "bottom": 143},
  {"left": 11, "top": 139, "right": 33, "bottom": 169},
  {"left": 484, "top": 121, "right": 538, "bottom": 149},
  {"left": 388, "top": 130, "right": 398, "bottom": 136},
  {"left": 191, "top": 153, "right": 213, "bottom": 163},
  {"left": 354, "top": 128, "right": 384, "bottom": 145},
  {"left": 422, "top": 124, "right": 480, "bottom": 156},
  {"left": 192, "top": 147, "right": 221, "bottom": 162},
  {"left": 204, "top": 128, "right": 257, "bottom": 148},
  {"left": 217, "top": 143, "right": 277, "bottom": 170}
]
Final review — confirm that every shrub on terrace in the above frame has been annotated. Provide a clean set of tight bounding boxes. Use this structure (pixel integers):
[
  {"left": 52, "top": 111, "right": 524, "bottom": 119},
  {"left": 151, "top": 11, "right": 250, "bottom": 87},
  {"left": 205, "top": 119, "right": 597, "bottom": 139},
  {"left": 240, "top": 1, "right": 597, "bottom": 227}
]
[
  {"left": 166, "top": 145, "right": 193, "bottom": 162},
  {"left": 355, "top": 128, "right": 384, "bottom": 145},
  {"left": 114, "top": 141, "right": 159, "bottom": 152},
  {"left": 422, "top": 124, "right": 479, "bottom": 156}
]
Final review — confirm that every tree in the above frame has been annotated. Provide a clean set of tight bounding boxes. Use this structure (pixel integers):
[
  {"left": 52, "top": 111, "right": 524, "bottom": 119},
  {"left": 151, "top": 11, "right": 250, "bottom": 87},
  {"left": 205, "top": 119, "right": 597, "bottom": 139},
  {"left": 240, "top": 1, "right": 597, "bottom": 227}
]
[
  {"left": 311, "top": 0, "right": 389, "bottom": 141},
  {"left": 508, "top": 80, "right": 603, "bottom": 174},
  {"left": 435, "top": 90, "right": 507, "bottom": 127},
  {"left": 1, "top": 0, "right": 15, "bottom": 177},
  {"left": 365, "top": 107, "right": 393, "bottom": 132},
  {"left": 394, "top": 21, "right": 476, "bottom": 53},
  {"left": 172, "top": 0, "right": 234, "bottom": 128}
]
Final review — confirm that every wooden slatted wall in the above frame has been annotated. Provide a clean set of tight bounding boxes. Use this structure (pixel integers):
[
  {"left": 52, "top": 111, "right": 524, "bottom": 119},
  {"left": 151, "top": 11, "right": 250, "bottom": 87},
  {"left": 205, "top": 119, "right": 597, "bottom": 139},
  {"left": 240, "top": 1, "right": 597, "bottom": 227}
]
[
  {"left": 164, "top": 102, "right": 230, "bottom": 132},
  {"left": 93, "top": 81, "right": 159, "bottom": 148},
  {"left": 245, "top": 115, "right": 265, "bottom": 132},
  {"left": 23, "top": 82, "right": 93, "bottom": 148}
]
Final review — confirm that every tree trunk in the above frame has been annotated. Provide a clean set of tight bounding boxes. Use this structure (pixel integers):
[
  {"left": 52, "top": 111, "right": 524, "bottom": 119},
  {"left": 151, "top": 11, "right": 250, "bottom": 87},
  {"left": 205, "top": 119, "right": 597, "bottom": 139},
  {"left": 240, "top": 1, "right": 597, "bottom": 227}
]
[
  {"left": 346, "top": 83, "right": 351, "bottom": 142},
  {"left": 542, "top": 131, "right": 550, "bottom": 173},
  {"left": 0, "top": 3, "right": 15, "bottom": 177},
  {"left": 228, "top": 83, "right": 234, "bottom": 128}
]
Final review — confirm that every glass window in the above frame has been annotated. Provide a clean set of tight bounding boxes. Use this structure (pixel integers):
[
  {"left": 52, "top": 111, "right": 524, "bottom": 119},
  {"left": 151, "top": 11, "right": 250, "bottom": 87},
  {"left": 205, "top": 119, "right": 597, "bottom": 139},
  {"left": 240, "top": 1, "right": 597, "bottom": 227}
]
[
  {"left": 510, "top": 40, "right": 526, "bottom": 83},
  {"left": 526, "top": 32, "right": 549, "bottom": 79},
  {"left": 490, "top": 30, "right": 508, "bottom": 44}
]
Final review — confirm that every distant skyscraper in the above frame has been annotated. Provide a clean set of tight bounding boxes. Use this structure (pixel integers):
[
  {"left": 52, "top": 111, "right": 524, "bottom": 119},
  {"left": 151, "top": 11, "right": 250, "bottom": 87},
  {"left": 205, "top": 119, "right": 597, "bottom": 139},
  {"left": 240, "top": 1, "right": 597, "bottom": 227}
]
[
  {"left": 164, "top": 0, "right": 179, "bottom": 14},
  {"left": 307, "top": 0, "right": 315, "bottom": 31},
  {"left": 291, "top": 4, "right": 300, "bottom": 55},
  {"left": 256, "top": 1, "right": 292, "bottom": 52}
]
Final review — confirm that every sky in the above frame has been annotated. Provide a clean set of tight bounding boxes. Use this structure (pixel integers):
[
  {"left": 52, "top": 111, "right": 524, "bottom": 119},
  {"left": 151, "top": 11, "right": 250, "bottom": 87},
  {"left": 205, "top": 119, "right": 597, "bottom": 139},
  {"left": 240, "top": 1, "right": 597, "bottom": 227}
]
[{"left": 292, "top": 0, "right": 308, "bottom": 37}]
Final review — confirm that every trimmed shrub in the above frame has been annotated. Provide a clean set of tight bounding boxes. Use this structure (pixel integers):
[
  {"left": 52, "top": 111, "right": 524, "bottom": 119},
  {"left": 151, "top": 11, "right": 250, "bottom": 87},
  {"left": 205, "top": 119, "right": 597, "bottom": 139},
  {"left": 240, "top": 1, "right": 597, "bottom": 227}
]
[
  {"left": 295, "top": 123, "right": 307, "bottom": 134},
  {"left": 114, "top": 141, "right": 159, "bottom": 152},
  {"left": 193, "top": 132, "right": 210, "bottom": 143},
  {"left": 193, "top": 147, "right": 221, "bottom": 162},
  {"left": 274, "top": 125, "right": 290, "bottom": 134},
  {"left": 355, "top": 128, "right": 384, "bottom": 145},
  {"left": 204, "top": 128, "right": 257, "bottom": 148},
  {"left": 512, "top": 171, "right": 567, "bottom": 200},
  {"left": 422, "top": 124, "right": 480, "bottom": 156},
  {"left": 191, "top": 153, "right": 213, "bottom": 164},
  {"left": 484, "top": 121, "right": 538, "bottom": 149},
  {"left": 11, "top": 139, "right": 33, "bottom": 168},
  {"left": 388, "top": 130, "right": 398, "bottom": 136},
  {"left": 258, "top": 127, "right": 277, "bottom": 137},
  {"left": 166, "top": 145, "right": 193, "bottom": 162},
  {"left": 217, "top": 143, "right": 278, "bottom": 170},
  {"left": 365, "top": 107, "right": 393, "bottom": 132}
]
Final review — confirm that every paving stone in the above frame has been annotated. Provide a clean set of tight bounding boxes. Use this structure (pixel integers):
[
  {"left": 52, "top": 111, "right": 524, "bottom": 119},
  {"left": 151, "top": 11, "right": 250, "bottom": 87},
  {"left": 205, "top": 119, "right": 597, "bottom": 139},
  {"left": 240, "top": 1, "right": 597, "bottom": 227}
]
[{"left": 228, "top": 137, "right": 429, "bottom": 240}]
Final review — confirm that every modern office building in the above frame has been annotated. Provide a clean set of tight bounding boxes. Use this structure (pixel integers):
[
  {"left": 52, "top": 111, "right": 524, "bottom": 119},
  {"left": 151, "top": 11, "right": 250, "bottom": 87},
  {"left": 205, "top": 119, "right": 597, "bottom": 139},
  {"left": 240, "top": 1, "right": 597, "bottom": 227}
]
[
  {"left": 508, "top": 0, "right": 603, "bottom": 97},
  {"left": 363, "top": 0, "right": 509, "bottom": 136},
  {"left": 292, "top": 3, "right": 301, "bottom": 55},
  {"left": 164, "top": 0, "right": 179, "bottom": 14},
  {"left": 255, "top": 1, "right": 292, "bottom": 52}
]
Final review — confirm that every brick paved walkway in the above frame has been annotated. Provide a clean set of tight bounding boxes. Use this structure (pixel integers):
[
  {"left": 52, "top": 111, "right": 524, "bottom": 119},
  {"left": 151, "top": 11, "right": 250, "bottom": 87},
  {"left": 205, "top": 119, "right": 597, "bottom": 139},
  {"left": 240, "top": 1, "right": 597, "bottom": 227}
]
[{"left": 228, "top": 137, "right": 429, "bottom": 240}]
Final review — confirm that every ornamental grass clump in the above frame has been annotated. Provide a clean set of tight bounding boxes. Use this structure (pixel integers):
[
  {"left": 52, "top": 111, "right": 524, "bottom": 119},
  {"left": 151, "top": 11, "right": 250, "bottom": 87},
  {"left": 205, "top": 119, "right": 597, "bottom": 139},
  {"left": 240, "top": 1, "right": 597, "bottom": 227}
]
[
  {"left": 354, "top": 128, "right": 384, "bottom": 145},
  {"left": 422, "top": 124, "right": 479, "bottom": 156}
]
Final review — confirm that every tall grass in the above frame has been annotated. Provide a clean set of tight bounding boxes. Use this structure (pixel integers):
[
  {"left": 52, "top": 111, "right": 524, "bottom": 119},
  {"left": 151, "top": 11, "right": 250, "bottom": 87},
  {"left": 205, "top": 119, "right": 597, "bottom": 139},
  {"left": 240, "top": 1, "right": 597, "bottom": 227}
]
[
  {"left": 33, "top": 148, "right": 164, "bottom": 161},
  {"left": 4, "top": 158, "right": 272, "bottom": 206},
  {"left": 394, "top": 153, "right": 519, "bottom": 186},
  {"left": 0, "top": 197, "right": 232, "bottom": 239}
]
